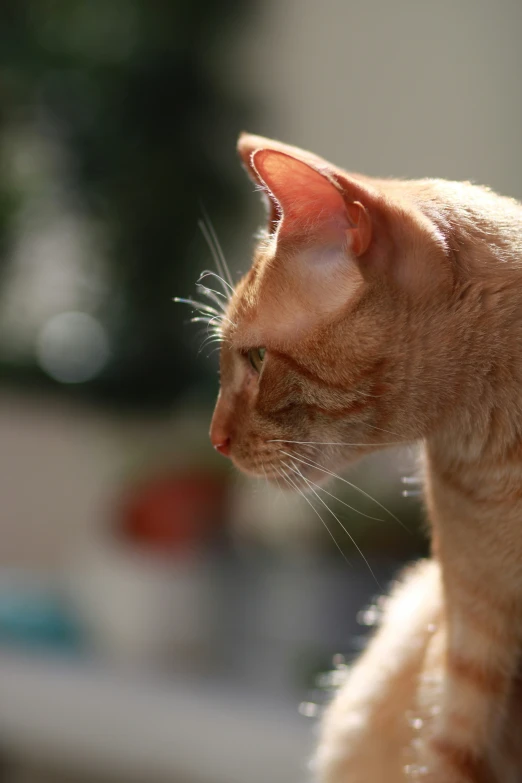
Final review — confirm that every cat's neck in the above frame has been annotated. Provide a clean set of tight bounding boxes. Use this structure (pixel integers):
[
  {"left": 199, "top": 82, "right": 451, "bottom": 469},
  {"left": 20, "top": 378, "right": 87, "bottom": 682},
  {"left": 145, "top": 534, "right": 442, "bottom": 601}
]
[
  {"left": 423, "top": 420, "right": 522, "bottom": 750},
  {"left": 422, "top": 204, "right": 522, "bottom": 570},
  {"left": 425, "top": 423, "right": 522, "bottom": 589}
]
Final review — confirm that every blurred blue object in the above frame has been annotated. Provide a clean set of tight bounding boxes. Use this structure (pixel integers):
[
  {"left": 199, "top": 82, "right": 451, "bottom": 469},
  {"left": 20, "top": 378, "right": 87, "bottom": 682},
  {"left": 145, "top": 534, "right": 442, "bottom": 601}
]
[{"left": 0, "top": 574, "right": 82, "bottom": 652}]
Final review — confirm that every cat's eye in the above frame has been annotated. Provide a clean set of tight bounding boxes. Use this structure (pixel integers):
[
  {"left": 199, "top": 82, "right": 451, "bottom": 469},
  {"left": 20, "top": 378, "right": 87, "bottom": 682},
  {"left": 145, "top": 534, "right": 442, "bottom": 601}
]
[{"left": 247, "top": 347, "right": 266, "bottom": 373}]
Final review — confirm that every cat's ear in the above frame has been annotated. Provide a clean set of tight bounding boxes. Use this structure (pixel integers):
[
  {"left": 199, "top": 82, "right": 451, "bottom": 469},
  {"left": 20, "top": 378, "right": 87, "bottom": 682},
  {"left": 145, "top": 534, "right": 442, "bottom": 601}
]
[
  {"left": 237, "top": 133, "right": 373, "bottom": 257},
  {"left": 237, "top": 133, "right": 326, "bottom": 182},
  {"left": 238, "top": 134, "right": 451, "bottom": 293},
  {"left": 237, "top": 133, "right": 288, "bottom": 232}
]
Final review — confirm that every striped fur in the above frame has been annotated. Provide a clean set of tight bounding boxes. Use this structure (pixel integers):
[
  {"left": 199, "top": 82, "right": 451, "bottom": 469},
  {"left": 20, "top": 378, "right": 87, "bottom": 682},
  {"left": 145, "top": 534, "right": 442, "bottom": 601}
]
[{"left": 210, "top": 134, "right": 522, "bottom": 781}]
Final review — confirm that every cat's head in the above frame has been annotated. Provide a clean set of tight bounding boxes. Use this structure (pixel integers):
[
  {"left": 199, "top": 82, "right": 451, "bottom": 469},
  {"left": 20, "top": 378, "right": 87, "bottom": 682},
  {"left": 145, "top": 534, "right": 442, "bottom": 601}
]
[{"left": 209, "top": 134, "right": 457, "bottom": 485}]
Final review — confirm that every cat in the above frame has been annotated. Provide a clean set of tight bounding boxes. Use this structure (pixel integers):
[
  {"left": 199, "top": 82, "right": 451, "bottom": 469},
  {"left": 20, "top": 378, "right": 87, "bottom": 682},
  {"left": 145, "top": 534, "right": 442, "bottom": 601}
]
[{"left": 193, "top": 132, "right": 522, "bottom": 782}]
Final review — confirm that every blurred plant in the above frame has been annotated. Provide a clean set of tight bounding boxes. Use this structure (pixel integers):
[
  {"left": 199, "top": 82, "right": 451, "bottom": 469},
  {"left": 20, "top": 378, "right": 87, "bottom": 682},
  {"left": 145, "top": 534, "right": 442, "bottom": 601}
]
[{"left": 0, "top": 0, "right": 255, "bottom": 409}]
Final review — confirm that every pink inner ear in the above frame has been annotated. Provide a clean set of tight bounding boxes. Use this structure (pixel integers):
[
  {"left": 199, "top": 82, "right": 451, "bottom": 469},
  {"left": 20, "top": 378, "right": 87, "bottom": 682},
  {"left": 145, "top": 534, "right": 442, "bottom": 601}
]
[{"left": 252, "top": 149, "right": 350, "bottom": 242}]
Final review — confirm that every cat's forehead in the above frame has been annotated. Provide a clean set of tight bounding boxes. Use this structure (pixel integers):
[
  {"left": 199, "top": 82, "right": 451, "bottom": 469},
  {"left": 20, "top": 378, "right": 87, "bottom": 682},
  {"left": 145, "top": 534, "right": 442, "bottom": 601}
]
[
  {"left": 225, "top": 243, "right": 363, "bottom": 348},
  {"left": 225, "top": 263, "right": 279, "bottom": 348}
]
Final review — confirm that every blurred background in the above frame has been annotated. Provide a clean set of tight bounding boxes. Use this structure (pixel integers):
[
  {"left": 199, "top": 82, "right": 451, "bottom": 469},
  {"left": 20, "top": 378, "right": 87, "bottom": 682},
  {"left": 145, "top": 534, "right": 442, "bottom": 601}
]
[{"left": 0, "top": 1, "right": 521, "bottom": 781}]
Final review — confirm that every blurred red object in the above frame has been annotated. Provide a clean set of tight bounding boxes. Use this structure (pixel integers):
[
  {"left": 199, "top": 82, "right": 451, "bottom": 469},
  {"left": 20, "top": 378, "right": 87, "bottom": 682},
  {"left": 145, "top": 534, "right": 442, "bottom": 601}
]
[{"left": 118, "top": 471, "right": 227, "bottom": 553}]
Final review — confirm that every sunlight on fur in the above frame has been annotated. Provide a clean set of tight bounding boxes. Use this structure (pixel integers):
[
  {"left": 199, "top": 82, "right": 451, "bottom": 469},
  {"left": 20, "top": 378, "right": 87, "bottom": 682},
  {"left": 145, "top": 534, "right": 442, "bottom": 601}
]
[{"left": 179, "top": 133, "right": 522, "bottom": 783}]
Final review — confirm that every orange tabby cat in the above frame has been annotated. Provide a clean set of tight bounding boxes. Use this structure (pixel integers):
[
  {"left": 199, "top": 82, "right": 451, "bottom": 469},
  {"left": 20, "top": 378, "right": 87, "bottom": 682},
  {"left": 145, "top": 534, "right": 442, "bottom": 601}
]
[{"left": 204, "top": 133, "right": 522, "bottom": 782}]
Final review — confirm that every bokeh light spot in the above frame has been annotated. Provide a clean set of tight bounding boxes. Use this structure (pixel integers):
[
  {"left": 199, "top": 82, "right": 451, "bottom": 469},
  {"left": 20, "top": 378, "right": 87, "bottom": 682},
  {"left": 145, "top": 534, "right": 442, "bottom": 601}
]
[{"left": 36, "top": 311, "right": 110, "bottom": 384}]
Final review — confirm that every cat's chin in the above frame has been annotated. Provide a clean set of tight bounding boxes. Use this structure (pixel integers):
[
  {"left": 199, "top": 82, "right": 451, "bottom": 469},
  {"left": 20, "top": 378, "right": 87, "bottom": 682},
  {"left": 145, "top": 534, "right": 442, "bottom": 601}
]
[
  {"left": 231, "top": 457, "right": 327, "bottom": 488},
  {"left": 230, "top": 457, "right": 282, "bottom": 481},
  {"left": 230, "top": 445, "right": 359, "bottom": 487}
]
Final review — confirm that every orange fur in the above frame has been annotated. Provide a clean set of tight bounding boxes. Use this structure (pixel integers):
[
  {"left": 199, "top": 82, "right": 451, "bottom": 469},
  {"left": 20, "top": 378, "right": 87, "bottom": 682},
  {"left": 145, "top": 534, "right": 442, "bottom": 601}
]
[{"left": 209, "top": 133, "right": 522, "bottom": 781}]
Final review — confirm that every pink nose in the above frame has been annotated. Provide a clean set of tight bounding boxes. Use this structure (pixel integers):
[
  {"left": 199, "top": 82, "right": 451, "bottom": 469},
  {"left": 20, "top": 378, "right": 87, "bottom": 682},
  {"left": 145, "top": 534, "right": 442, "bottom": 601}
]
[{"left": 212, "top": 437, "right": 231, "bottom": 457}]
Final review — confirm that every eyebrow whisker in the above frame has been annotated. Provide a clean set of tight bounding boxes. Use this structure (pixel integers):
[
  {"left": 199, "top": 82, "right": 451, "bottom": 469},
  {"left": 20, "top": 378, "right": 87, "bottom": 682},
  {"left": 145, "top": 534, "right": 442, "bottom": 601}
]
[
  {"left": 195, "top": 283, "right": 227, "bottom": 313},
  {"left": 173, "top": 297, "right": 221, "bottom": 317},
  {"left": 198, "top": 204, "right": 235, "bottom": 291},
  {"left": 198, "top": 270, "right": 235, "bottom": 298}
]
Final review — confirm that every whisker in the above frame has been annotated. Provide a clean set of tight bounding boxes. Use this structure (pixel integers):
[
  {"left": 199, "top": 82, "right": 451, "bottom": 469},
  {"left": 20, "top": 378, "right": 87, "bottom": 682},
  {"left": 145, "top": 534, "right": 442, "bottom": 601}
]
[
  {"left": 195, "top": 282, "right": 235, "bottom": 326},
  {"left": 273, "top": 469, "right": 285, "bottom": 497},
  {"left": 198, "top": 271, "right": 234, "bottom": 298},
  {"left": 200, "top": 337, "right": 224, "bottom": 348},
  {"left": 198, "top": 335, "right": 225, "bottom": 356},
  {"left": 194, "top": 331, "right": 220, "bottom": 343},
  {"left": 359, "top": 422, "right": 402, "bottom": 438},
  {"left": 193, "top": 320, "right": 223, "bottom": 338},
  {"left": 301, "top": 474, "right": 383, "bottom": 522},
  {"left": 284, "top": 461, "right": 381, "bottom": 589},
  {"left": 173, "top": 297, "right": 220, "bottom": 317},
  {"left": 268, "top": 439, "right": 401, "bottom": 447},
  {"left": 196, "top": 307, "right": 235, "bottom": 330},
  {"left": 261, "top": 463, "right": 277, "bottom": 494},
  {"left": 195, "top": 283, "right": 227, "bottom": 313},
  {"left": 280, "top": 450, "right": 408, "bottom": 531},
  {"left": 198, "top": 219, "right": 230, "bottom": 295},
  {"left": 278, "top": 467, "right": 352, "bottom": 567},
  {"left": 189, "top": 316, "right": 223, "bottom": 328},
  {"left": 198, "top": 332, "right": 224, "bottom": 346},
  {"left": 401, "top": 473, "right": 423, "bottom": 498},
  {"left": 196, "top": 278, "right": 228, "bottom": 300},
  {"left": 199, "top": 204, "right": 235, "bottom": 290},
  {"left": 205, "top": 313, "right": 226, "bottom": 328},
  {"left": 261, "top": 463, "right": 282, "bottom": 516}
]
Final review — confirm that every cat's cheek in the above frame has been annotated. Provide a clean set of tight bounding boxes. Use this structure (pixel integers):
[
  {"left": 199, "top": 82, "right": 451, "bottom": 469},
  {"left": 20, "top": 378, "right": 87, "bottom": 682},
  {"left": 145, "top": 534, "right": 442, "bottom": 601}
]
[
  {"left": 244, "top": 368, "right": 261, "bottom": 394},
  {"left": 233, "top": 370, "right": 263, "bottom": 426}
]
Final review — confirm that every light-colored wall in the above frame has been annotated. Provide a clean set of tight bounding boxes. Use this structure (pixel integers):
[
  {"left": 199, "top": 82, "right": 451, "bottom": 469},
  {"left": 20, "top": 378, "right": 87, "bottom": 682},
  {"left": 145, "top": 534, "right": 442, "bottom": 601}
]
[
  {"left": 236, "top": 0, "right": 522, "bottom": 199},
  {"left": 0, "top": 393, "right": 122, "bottom": 569},
  {"left": 0, "top": 393, "right": 213, "bottom": 570}
]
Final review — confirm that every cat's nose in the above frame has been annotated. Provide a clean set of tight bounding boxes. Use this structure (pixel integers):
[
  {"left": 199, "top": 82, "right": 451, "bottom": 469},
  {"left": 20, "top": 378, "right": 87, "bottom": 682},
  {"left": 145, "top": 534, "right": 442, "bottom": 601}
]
[
  {"left": 212, "top": 436, "right": 231, "bottom": 457},
  {"left": 210, "top": 393, "right": 233, "bottom": 458}
]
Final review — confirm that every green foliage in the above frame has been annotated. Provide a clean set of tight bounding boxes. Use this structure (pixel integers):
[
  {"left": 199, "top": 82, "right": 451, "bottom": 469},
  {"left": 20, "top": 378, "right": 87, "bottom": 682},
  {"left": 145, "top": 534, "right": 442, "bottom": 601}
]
[{"left": 0, "top": 0, "right": 254, "bottom": 408}]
